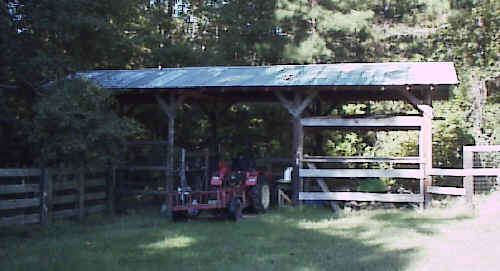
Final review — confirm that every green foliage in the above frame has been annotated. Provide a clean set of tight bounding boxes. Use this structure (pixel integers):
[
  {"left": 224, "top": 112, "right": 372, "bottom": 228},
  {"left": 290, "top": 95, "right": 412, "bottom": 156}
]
[
  {"left": 11, "top": 0, "right": 143, "bottom": 84},
  {"left": 278, "top": 0, "right": 375, "bottom": 63},
  {"left": 433, "top": 0, "right": 500, "bottom": 77},
  {"left": 433, "top": 97, "right": 474, "bottom": 168},
  {"left": 326, "top": 132, "right": 375, "bottom": 157},
  {"left": 375, "top": 131, "right": 419, "bottom": 158},
  {"left": 1, "top": 0, "right": 499, "bottom": 170},
  {"left": 481, "top": 102, "right": 500, "bottom": 145},
  {"left": 29, "top": 79, "right": 144, "bottom": 171},
  {"left": 216, "top": 104, "right": 292, "bottom": 158},
  {"left": 358, "top": 178, "right": 388, "bottom": 193}
]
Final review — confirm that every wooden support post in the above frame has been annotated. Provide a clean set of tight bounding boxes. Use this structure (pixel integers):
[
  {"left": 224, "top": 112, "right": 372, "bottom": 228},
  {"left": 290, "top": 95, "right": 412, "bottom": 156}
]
[
  {"left": 419, "top": 102, "right": 433, "bottom": 208},
  {"left": 204, "top": 148, "right": 210, "bottom": 191},
  {"left": 208, "top": 110, "right": 218, "bottom": 174},
  {"left": 292, "top": 117, "right": 304, "bottom": 205},
  {"left": 419, "top": 177, "right": 425, "bottom": 211},
  {"left": 180, "top": 148, "right": 187, "bottom": 188},
  {"left": 107, "top": 168, "right": 116, "bottom": 216},
  {"left": 275, "top": 90, "right": 318, "bottom": 205},
  {"left": 78, "top": 170, "right": 85, "bottom": 220},
  {"left": 156, "top": 94, "right": 184, "bottom": 215},
  {"left": 463, "top": 147, "right": 474, "bottom": 209},
  {"left": 40, "top": 168, "right": 53, "bottom": 226},
  {"left": 400, "top": 86, "right": 423, "bottom": 112},
  {"left": 167, "top": 111, "right": 175, "bottom": 210}
]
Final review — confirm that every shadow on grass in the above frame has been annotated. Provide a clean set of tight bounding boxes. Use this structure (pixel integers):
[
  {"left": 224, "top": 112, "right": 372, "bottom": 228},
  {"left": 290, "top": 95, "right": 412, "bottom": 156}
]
[
  {"left": 1, "top": 207, "right": 436, "bottom": 271},
  {"left": 370, "top": 211, "right": 472, "bottom": 235}
]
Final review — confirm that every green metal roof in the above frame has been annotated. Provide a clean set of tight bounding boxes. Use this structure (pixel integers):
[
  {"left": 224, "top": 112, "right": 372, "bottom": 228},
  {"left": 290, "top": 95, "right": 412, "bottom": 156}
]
[{"left": 77, "top": 62, "right": 458, "bottom": 90}]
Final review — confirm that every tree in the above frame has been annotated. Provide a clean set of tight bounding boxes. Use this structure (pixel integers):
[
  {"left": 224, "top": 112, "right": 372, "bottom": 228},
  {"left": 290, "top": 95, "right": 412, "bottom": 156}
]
[
  {"left": 1, "top": 0, "right": 147, "bottom": 166},
  {"left": 277, "top": 0, "right": 375, "bottom": 63},
  {"left": 432, "top": 0, "right": 500, "bottom": 144},
  {"left": 11, "top": 0, "right": 143, "bottom": 85},
  {"left": 29, "top": 79, "right": 145, "bottom": 171}
]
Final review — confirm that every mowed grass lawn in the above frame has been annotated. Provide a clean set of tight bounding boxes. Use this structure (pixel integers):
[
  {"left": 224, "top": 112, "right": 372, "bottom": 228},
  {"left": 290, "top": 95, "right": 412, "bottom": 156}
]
[{"left": 1, "top": 192, "right": 499, "bottom": 271}]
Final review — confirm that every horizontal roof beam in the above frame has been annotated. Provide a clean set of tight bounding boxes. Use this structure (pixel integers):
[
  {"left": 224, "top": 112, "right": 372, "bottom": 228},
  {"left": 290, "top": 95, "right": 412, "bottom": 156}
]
[{"left": 301, "top": 116, "right": 424, "bottom": 128}]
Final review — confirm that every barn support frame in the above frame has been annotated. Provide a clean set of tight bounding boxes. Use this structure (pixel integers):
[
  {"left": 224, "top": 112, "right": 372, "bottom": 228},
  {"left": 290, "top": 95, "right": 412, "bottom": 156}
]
[
  {"left": 147, "top": 86, "right": 434, "bottom": 209},
  {"left": 402, "top": 86, "right": 433, "bottom": 208},
  {"left": 81, "top": 63, "right": 457, "bottom": 210},
  {"left": 275, "top": 90, "right": 318, "bottom": 205},
  {"left": 155, "top": 94, "right": 184, "bottom": 215},
  {"left": 296, "top": 86, "right": 434, "bottom": 208}
]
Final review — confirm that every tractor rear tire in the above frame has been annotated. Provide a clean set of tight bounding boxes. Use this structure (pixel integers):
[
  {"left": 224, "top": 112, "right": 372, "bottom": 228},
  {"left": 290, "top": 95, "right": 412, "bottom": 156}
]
[
  {"left": 172, "top": 210, "right": 188, "bottom": 222},
  {"left": 250, "top": 175, "right": 270, "bottom": 213},
  {"left": 228, "top": 197, "right": 243, "bottom": 222}
]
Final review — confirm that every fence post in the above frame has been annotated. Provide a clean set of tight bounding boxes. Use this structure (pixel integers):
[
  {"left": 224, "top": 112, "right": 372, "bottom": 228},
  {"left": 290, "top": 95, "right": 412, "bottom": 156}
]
[
  {"left": 78, "top": 170, "right": 85, "bottom": 220},
  {"left": 420, "top": 105, "right": 433, "bottom": 208},
  {"left": 107, "top": 168, "right": 116, "bottom": 216},
  {"left": 204, "top": 148, "right": 209, "bottom": 191},
  {"left": 47, "top": 169, "right": 53, "bottom": 225},
  {"left": 463, "top": 147, "right": 474, "bottom": 209},
  {"left": 40, "top": 168, "right": 52, "bottom": 225}
]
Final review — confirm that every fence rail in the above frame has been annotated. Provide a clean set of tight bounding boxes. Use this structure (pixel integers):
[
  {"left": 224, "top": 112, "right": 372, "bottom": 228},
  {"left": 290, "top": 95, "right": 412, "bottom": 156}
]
[
  {"left": 426, "top": 145, "right": 500, "bottom": 207},
  {"left": 426, "top": 186, "right": 466, "bottom": 196},
  {"left": 0, "top": 168, "right": 112, "bottom": 227},
  {"left": 430, "top": 168, "right": 500, "bottom": 177}
]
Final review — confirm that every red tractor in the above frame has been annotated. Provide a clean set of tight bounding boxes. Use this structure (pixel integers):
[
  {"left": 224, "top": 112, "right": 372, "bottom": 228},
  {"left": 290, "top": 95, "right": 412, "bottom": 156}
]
[{"left": 170, "top": 156, "right": 271, "bottom": 221}]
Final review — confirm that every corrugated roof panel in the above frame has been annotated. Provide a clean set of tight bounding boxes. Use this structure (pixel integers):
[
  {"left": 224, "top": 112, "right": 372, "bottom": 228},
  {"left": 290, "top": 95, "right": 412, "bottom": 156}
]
[{"left": 76, "top": 62, "right": 458, "bottom": 89}]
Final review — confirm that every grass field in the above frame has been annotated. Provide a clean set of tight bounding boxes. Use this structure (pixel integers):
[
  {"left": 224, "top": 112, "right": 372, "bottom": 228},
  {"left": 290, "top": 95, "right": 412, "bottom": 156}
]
[{"left": 1, "top": 193, "right": 499, "bottom": 271}]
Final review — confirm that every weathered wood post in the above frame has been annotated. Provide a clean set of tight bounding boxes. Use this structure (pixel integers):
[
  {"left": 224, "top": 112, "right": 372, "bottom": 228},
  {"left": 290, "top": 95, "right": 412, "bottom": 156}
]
[
  {"left": 204, "top": 148, "right": 210, "bottom": 191},
  {"left": 419, "top": 105, "right": 433, "bottom": 208},
  {"left": 402, "top": 86, "right": 433, "bottom": 209},
  {"left": 78, "top": 170, "right": 85, "bottom": 220},
  {"left": 292, "top": 116, "right": 304, "bottom": 205},
  {"left": 419, "top": 89, "right": 434, "bottom": 208},
  {"left": 40, "top": 168, "right": 53, "bottom": 225},
  {"left": 107, "top": 167, "right": 116, "bottom": 215},
  {"left": 156, "top": 94, "right": 184, "bottom": 216},
  {"left": 275, "top": 90, "right": 318, "bottom": 205},
  {"left": 463, "top": 147, "right": 474, "bottom": 209}
]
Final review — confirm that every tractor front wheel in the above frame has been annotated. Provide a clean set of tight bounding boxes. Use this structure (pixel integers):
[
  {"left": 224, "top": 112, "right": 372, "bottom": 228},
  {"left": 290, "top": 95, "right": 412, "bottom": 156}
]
[
  {"left": 172, "top": 210, "right": 188, "bottom": 222},
  {"left": 250, "top": 175, "right": 270, "bottom": 213},
  {"left": 228, "top": 197, "right": 243, "bottom": 221}
]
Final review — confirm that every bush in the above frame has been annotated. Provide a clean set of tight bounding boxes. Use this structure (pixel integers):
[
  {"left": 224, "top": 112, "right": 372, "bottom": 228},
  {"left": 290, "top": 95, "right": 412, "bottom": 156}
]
[
  {"left": 358, "top": 178, "right": 388, "bottom": 193},
  {"left": 29, "top": 79, "right": 145, "bottom": 171}
]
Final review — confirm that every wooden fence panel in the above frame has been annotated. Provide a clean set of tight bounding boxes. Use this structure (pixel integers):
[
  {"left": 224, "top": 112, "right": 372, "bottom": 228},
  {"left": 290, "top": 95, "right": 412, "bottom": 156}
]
[
  {"left": 52, "top": 209, "right": 78, "bottom": 219},
  {"left": 300, "top": 168, "right": 424, "bottom": 179},
  {"left": 53, "top": 181, "right": 78, "bottom": 191},
  {"left": 0, "top": 184, "right": 40, "bottom": 195},
  {"left": 0, "top": 214, "right": 40, "bottom": 227},
  {"left": 0, "top": 198, "right": 41, "bottom": 210},
  {"left": 426, "top": 186, "right": 465, "bottom": 196},
  {"left": 0, "top": 168, "right": 42, "bottom": 177},
  {"left": 86, "top": 178, "right": 106, "bottom": 188},
  {"left": 0, "top": 168, "right": 111, "bottom": 227},
  {"left": 299, "top": 192, "right": 423, "bottom": 203},
  {"left": 53, "top": 194, "right": 79, "bottom": 205}
]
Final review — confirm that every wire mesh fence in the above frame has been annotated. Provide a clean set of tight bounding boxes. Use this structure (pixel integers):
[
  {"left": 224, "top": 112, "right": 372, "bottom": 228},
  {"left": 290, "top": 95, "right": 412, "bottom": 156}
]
[{"left": 470, "top": 146, "right": 500, "bottom": 193}]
